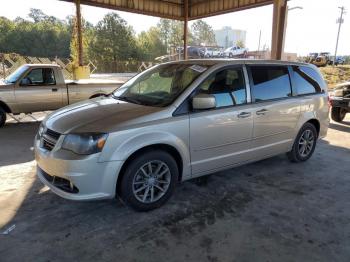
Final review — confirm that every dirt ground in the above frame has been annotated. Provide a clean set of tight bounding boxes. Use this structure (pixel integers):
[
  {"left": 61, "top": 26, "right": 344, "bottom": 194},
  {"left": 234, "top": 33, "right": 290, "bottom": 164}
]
[{"left": 0, "top": 114, "right": 350, "bottom": 262}]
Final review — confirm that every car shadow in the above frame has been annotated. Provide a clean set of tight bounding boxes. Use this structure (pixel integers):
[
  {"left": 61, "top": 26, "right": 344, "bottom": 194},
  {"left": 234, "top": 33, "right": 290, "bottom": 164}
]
[{"left": 329, "top": 122, "right": 350, "bottom": 132}]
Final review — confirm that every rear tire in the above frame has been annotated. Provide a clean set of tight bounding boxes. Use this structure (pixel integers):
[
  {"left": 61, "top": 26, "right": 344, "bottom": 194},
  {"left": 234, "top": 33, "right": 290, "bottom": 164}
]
[
  {"left": 331, "top": 107, "right": 347, "bottom": 123},
  {"left": 0, "top": 107, "right": 6, "bottom": 128},
  {"left": 287, "top": 123, "right": 317, "bottom": 163},
  {"left": 119, "top": 150, "right": 178, "bottom": 211}
]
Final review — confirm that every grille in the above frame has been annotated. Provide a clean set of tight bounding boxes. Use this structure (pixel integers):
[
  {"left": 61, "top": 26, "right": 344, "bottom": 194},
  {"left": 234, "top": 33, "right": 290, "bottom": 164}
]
[
  {"left": 40, "top": 168, "right": 79, "bottom": 194},
  {"left": 46, "top": 129, "right": 60, "bottom": 140},
  {"left": 41, "top": 128, "right": 61, "bottom": 151}
]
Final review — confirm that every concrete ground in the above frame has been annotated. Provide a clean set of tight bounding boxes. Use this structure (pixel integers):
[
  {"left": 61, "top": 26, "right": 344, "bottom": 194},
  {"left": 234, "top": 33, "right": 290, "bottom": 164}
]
[{"left": 0, "top": 114, "right": 349, "bottom": 262}]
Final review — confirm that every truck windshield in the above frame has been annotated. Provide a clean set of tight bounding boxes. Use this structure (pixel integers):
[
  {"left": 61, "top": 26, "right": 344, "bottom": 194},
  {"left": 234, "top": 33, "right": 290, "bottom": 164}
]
[
  {"left": 112, "top": 63, "right": 209, "bottom": 107},
  {"left": 5, "top": 65, "right": 29, "bottom": 84}
]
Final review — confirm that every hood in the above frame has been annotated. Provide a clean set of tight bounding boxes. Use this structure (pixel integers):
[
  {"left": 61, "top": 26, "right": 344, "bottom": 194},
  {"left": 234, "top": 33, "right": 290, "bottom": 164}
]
[
  {"left": 0, "top": 79, "right": 13, "bottom": 88},
  {"left": 44, "top": 97, "right": 164, "bottom": 134}
]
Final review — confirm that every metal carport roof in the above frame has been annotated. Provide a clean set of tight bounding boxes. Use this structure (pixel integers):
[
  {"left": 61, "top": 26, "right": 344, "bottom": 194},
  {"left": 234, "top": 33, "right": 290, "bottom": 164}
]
[
  {"left": 59, "top": 0, "right": 287, "bottom": 64},
  {"left": 60, "top": 0, "right": 274, "bottom": 20}
]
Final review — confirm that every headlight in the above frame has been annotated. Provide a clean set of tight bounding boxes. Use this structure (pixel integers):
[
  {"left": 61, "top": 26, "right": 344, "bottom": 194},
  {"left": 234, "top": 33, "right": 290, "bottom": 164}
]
[
  {"left": 62, "top": 133, "right": 108, "bottom": 155},
  {"left": 38, "top": 124, "right": 44, "bottom": 137}
]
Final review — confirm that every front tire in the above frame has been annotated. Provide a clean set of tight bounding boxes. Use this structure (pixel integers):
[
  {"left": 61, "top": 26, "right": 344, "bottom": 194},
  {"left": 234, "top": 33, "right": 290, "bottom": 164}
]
[
  {"left": 287, "top": 123, "right": 317, "bottom": 163},
  {"left": 0, "top": 108, "right": 6, "bottom": 128},
  {"left": 119, "top": 150, "right": 179, "bottom": 211},
  {"left": 331, "top": 107, "right": 347, "bottom": 122}
]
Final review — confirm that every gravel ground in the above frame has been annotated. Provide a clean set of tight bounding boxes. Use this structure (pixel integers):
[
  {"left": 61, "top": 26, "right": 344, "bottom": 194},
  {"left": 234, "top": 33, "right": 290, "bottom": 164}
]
[{"left": 0, "top": 114, "right": 349, "bottom": 262}]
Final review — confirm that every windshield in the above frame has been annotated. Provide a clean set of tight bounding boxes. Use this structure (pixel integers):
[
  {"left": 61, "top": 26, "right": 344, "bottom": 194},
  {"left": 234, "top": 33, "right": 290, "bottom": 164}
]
[
  {"left": 5, "top": 65, "right": 29, "bottom": 84},
  {"left": 113, "top": 63, "right": 209, "bottom": 107}
]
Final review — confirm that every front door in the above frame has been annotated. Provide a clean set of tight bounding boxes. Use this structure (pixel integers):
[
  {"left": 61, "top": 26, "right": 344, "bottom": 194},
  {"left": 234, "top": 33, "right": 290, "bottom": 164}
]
[
  {"left": 15, "top": 67, "right": 64, "bottom": 113},
  {"left": 190, "top": 66, "right": 254, "bottom": 175}
]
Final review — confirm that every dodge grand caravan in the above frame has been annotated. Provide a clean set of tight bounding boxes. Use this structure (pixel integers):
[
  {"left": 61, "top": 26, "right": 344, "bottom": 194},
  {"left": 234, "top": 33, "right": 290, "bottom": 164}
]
[{"left": 35, "top": 60, "right": 329, "bottom": 211}]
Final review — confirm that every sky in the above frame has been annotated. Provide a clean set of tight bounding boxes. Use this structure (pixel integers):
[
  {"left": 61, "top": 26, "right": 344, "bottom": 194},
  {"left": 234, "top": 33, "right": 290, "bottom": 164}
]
[{"left": 0, "top": 0, "right": 349, "bottom": 56}]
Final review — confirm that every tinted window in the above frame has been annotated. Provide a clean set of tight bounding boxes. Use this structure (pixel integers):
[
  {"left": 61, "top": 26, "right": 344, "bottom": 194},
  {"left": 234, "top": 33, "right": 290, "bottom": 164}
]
[
  {"left": 24, "top": 68, "right": 56, "bottom": 86},
  {"left": 198, "top": 68, "right": 246, "bottom": 108},
  {"left": 300, "top": 66, "right": 325, "bottom": 90},
  {"left": 292, "top": 66, "right": 321, "bottom": 95},
  {"left": 250, "top": 66, "right": 291, "bottom": 102}
]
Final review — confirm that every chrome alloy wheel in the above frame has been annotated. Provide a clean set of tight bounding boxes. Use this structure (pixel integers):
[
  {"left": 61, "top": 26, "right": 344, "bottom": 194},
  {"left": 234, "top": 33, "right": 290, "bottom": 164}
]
[
  {"left": 132, "top": 160, "right": 171, "bottom": 203},
  {"left": 298, "top": 129, "right": 315, "bottom": 158}
]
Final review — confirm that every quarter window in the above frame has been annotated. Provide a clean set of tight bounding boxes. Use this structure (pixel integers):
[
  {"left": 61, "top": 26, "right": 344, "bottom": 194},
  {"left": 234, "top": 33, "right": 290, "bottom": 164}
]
[
  {"left": 293, "top": 66, "right": 322, "bottom": 95},
  {"left": 197, "top": 68, "right": 247, "bottom": 108},
  {"left": 250, "top": 66, "right": 292, "bottom": 102}
]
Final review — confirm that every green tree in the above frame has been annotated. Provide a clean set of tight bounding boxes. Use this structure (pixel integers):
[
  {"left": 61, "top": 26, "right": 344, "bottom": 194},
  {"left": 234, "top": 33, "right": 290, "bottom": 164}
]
[
  {"left": 191, "top": 20, "right": 216, "bottom": 46},
  {"left": 137, "top": 27, "right": 167, "bottom": 60},
  {"left": 158, "top": 19, "right": 187, "bottom": 51},
  {"left": 236, "top": 39, "right": 245, "bottom": 48},
  {"left": 0, "top": 17, "right": 15, "bottom": 53},
  {"left": 88, "top": 13, "right": 137, "bottom": 72},
  {"left": 0, "top": 9, "right": 71, "bottom": 58},
  {"left": 28, "top": 8, "right": 48, "bottom": 23}
]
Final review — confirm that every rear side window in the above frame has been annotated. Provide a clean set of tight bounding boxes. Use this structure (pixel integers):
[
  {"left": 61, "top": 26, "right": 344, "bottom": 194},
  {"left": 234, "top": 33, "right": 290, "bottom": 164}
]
[
  {"left": 250, "top": 66, "right": 292, "bottom": 102},
  {"left": 292, "top": 66, "right": 323, "bottom": 95}
]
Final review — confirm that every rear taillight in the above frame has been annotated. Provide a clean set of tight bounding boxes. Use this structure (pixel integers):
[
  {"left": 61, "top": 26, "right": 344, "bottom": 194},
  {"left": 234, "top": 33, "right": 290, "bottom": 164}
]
[{"left": 327, "top": 95, "right": 332, "bottom": 108}]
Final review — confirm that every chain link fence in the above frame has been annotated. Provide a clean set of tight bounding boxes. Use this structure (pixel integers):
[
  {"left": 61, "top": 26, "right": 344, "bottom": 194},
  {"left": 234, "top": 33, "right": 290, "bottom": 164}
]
[
  {"left": 0, "top": 53, "right": 156, "bottom": 80},
  {"left": 0, "top": 53, "right": 73, "bottom": 79}
]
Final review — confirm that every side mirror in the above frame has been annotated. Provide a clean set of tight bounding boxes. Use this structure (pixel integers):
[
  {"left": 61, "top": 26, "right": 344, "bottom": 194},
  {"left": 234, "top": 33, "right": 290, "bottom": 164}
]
[{"left": 192, "top": 93, "right": 216, "bottom": 110}]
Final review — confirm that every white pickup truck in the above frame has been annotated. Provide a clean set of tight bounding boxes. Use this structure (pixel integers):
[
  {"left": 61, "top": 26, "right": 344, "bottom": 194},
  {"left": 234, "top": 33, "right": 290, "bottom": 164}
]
[{"left": 0, "top": 64, "right": 125, "bottom": 127}]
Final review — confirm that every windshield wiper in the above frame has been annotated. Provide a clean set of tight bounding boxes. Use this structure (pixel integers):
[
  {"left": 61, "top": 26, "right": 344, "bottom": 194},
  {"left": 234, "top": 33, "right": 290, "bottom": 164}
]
[{"left": 113, "top": 95, "right": 141, "bottom": 105}]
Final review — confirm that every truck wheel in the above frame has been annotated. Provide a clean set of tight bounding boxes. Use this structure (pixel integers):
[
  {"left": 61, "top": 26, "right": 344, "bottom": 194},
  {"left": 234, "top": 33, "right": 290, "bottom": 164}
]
[
  {"left": 287, "top": 123, "right": 317, "bottom": 163},
  {"left": 119, "top": 150, "right": 179, "bottom": 211},
  {"left": 331, "top": 107, "right": 347, "bottom": 123},
  {"left": 0, "top": 108, "right": 6, "bottom": 128}
]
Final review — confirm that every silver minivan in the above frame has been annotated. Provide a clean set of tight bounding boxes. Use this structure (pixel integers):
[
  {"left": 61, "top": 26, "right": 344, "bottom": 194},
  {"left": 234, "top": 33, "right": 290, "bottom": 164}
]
[{"left": 35, "top": 60, "right": 329, "bottom": 211}]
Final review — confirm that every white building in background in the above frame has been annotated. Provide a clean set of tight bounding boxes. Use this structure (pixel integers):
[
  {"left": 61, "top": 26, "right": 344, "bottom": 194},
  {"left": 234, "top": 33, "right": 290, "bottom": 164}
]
[{"left": 214, "top": 27, "right": 246, "bottom": 48}]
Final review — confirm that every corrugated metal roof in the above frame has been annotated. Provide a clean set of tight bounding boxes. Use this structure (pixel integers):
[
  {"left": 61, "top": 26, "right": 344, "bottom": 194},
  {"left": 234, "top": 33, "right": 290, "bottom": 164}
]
[{"left": 60, "top": 0, "right": 273, "bottom": 20}]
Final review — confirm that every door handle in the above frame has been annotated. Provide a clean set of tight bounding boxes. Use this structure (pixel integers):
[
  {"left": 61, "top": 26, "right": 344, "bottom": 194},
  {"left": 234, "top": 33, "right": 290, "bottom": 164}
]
[
  {"left": 256, "top": 109, "right": 268, "bottom": 115},
  {"left": 237, "top": 112, "right": 251, "bottom": 118},
  {"left": 52, "top": 88, "right": 58, "bottom": 92}
]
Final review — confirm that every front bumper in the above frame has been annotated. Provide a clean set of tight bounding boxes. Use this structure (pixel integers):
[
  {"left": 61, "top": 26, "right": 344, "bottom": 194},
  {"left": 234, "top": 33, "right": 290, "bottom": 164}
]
[{"left": 35, "top": 137, "right": 124, "bottom": 201}]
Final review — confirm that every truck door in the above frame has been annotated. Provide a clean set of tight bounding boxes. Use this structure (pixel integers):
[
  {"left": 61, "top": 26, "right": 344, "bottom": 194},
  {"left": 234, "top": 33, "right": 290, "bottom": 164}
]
[{"left": 14, "top": 67, "right": 65, "bottom": 113}]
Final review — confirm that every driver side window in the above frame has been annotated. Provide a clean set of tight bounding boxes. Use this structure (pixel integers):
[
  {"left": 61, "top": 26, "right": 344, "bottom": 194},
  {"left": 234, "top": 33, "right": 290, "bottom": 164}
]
[
  {"left": 21, "top": 68, "right": 56, "bottom": 86},
  {"left": 197, "top": 67, "right": 247, "bottom": 108}
]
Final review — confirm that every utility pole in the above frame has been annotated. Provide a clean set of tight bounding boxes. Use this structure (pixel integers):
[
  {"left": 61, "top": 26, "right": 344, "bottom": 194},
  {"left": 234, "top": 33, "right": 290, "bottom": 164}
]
[
  {"left": 183, "top": 0, "right": 189, "bottom": 60},
  {"left": 75, "top": 0, "right": 83, "bottom": 66},
  {"left": 334, "top": 6, "right": 346, "bottom": 65},
  {"left": 257, "top": 30, "right": 262, "bottom": 53}
]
